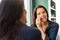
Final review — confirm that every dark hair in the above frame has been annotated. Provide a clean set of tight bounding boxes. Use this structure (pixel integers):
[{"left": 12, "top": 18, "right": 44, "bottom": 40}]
[
  {"left": 33, "top": 5, "right": 49, "bottom": 27},
  {"left": 0, "top": 0, "right": 24, "bottom": 40}
]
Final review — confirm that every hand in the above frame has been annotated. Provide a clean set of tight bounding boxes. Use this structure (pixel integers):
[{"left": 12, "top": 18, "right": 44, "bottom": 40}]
[
  {"left": 36, "top": 17, "right": 46, "bottom": 40},
  {"left": 36, "top": 17, "right": 43, "bottom": 31},
  {"left": 36, "top": 17, "right": 41, "bottom": 27}
]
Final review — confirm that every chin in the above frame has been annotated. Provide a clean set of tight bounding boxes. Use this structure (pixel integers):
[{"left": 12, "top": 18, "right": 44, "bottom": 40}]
[{"left": 42, "top": 19, "right": 47, "bottom": 22}]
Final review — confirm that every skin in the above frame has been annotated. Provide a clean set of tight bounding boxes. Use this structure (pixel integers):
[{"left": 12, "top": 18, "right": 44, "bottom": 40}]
[
  {"left": 36, "top": 8, "right": 49, "bottom": 40},
  {"left": 19, "top": 8, "right": 27, "bottom": 24}
]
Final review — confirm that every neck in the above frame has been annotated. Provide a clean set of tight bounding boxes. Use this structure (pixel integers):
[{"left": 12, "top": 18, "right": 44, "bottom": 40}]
[
  {"left": 41, "top": 21, "right": 48, "bottom": 27},
  {"left": 44, "top": 21, "right": 48, "bottom": 25}
]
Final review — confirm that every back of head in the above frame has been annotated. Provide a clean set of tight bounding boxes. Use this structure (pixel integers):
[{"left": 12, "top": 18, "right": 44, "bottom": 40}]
[{"left": 0, "top": 0, "right": 24, "bottom": 40}]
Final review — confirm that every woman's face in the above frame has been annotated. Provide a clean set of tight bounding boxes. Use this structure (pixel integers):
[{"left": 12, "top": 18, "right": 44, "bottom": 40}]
[{"left": 36, "top": 8, "right": 47, "bottom": 23}]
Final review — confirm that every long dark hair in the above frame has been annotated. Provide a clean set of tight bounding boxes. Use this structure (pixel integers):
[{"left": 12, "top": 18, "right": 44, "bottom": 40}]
[
  {"left": 0, "top": 0, "right": 24, "bottom": 40},
  {"left": 33, "top": 5, "right": 49, "bottom": 27}
]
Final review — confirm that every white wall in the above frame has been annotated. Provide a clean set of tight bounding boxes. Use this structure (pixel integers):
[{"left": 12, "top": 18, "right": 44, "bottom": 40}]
[
  {"left": 24, "top": 0, "right": 31, "bottom": 26},
  {"left": 56, "top": 0, "right": 60, "bottom": 35},
  {"left": 0, "top": 0, "right": 2, "bottom": 3},
  {"left": 56, "top": 0, "right": 60, "bottom": 40},
  {"left": 24, "top": 0, "right": 32, "bottom": 26}
]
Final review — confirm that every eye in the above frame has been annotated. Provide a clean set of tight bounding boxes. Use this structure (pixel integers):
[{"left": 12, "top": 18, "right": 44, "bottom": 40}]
[
  {"left": 42, "top": 11, "right": 46, "bottom": 14},
  {"left": 37, "top": 13, "right": 41, "bottom": 15}
]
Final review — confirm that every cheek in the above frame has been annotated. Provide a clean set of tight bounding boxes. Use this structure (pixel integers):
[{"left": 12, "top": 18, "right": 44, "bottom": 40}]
[
  {"left": 22, "top": 13, "right": 26, "bottom": 20},
  {"left": 37, "top": 15, "right": 43, "bottom": 18},
  {"left": 37, "top": 15, "right": 40, "bottom": 18},
  {"left": 43, "top": 13, "right": 47, "bottom": 19}
]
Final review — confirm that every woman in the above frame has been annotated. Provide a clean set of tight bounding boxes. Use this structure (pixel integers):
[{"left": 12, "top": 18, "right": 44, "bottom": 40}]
[
  {"left": 0, "top": 0, "right": 42, "bottom": 40},
  {"left": 32, "top": 5, "right": 59, "bottom": 40}
]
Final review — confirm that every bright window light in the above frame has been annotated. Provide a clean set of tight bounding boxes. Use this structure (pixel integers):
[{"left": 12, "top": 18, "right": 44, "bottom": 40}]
[{"left": 0, "top": 0, "right": 2, "bottom": 3}]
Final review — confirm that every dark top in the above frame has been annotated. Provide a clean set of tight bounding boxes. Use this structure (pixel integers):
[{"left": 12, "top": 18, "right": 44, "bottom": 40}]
[
  {"left": 45, "top": 21, "right": 59, "bottom": 40},
  {"left": 18, "top": 23, "right": 42, "bottom": 40},
  {"left": 32, "top": 21, "right": 59, "bottom": 40}
]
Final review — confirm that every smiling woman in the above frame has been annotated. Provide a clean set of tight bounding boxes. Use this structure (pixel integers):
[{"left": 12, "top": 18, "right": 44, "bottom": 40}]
[{"left": 32, "top": 5, "right": 59, "bottom": 40}]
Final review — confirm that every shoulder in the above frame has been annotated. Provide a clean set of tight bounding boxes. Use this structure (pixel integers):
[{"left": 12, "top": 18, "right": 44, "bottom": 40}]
[
  {"left": 20, "top": 24, "right": 42, "bottom": 40},
  {"left": 48, "top": 21, "right": 59, "bottom": 29},
  {"left": 21, "top": 24, "right": 41, "bottom": 35}
]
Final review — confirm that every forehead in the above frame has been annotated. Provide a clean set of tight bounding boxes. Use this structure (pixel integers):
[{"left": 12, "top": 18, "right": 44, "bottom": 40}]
[{"left": 37, "top": 7, "right": 45, "bottom": 12}]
